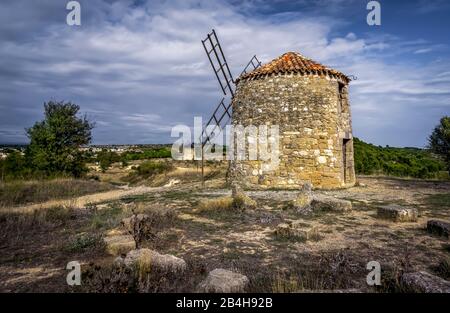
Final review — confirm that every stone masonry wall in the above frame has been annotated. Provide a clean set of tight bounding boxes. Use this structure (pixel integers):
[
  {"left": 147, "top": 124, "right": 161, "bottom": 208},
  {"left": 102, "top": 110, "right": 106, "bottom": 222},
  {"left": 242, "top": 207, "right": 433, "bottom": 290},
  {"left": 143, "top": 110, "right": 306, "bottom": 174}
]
[{"left": 228, "top": 73, "right": 356, "bottom": 189}]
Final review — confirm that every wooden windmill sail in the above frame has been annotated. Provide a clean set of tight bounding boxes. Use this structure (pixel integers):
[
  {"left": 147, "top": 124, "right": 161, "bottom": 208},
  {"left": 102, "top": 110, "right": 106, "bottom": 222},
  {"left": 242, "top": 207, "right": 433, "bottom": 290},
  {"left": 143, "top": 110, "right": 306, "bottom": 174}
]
[{"left": 200, "top": 29, "right": 261, "bottom": 185}]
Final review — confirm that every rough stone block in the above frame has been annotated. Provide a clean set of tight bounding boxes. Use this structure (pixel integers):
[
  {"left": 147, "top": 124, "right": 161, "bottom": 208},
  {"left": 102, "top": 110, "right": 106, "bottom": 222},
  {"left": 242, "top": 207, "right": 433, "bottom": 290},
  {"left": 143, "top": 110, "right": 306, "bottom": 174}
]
[
  {"left": 104, "top": 234, "right": 136, "bottom": 256},
  {"left": 231, "top": 184, "right": 257, "bottom": 210},
  {"left": 401, "top": 271, "right": 450, "bottom": 293},
  {"left": 376, "top": 205, "right": 418, "bottom": 222},
  {"left": 311, "top": 194, "right": 352, "bottom": 212},
  {"left": 123, "top": 248, "right": 186, "bottom": 274},
  {"left": 427, "top": 220, "right": 450, "bottom": 238},
  {"left": 197, "top": 268, "right": 249, "bottom": 293},
  {"left": 275, "top": 221, "right": 318, "bottom": 241}
]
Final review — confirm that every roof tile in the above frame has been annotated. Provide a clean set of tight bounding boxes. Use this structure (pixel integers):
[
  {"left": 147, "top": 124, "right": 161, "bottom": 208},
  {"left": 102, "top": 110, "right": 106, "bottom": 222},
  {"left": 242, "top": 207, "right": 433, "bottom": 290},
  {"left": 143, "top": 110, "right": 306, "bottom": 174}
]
[{"left": 237, "top": 51, "right": 349, "bottom": 83}]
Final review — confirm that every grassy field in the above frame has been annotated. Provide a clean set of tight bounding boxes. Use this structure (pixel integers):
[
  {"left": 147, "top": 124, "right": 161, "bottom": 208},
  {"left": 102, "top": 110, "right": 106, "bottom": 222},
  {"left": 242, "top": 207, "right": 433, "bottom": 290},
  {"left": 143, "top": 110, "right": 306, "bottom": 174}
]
[
  {"left": 0, "top": 160, "right": 449, "bottom": 292},
  {"left": 0, "top": 179, "right": 115, "bottom": 208}
]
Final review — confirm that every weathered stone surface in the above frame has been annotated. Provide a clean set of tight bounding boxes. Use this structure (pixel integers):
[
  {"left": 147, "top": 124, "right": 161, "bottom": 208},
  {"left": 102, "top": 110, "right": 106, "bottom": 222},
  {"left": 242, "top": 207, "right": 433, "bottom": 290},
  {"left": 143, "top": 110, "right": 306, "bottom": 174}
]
[
  {"left": 291, "top": 182, "right": 314, "bottom": 215},
  {"left": 401, "top": 271, "right": 450, "bottom": 293},
  {"left": 123, "top": 248, "right": 186, "bottom": 274},
  {"left": 275, "top": 221, "right": 318, "bottom": 241},
  {"left": 197, "top": 268, "right": 249, "bottom": 293},
  {"left": 232, "top": 185, "right": 257, "bottom": 210},
  {"left": 227, "top": 60, "right": 356, "bottom": 190},
  {"left": 311, "top": 194, "right": 352, "bottom": 212},
  {"left": 104, "top": 235, "right": 136, "bottom": 256},
  {"left": 427, "top": 220, "right": 450, "bottom": 238},
  {"left": 376, "top": 205, "right": 418, "bottom": 222},
  {"left": 292, "top": 193, "right": 313, "bottom": 215}
]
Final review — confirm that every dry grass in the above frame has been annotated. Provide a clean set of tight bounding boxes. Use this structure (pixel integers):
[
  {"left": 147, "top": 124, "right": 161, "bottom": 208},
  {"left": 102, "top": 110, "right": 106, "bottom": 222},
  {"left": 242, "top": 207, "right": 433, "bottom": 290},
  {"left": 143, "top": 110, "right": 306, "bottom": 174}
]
[
  {"left": 0, "top": 178, "right": 114, "bottom": 208},
  {"left": 0, "top": 205, "right": 75, "bottom": 239},
  {"left": 196, "top": 196, "right": 235, "bottom": 213}
]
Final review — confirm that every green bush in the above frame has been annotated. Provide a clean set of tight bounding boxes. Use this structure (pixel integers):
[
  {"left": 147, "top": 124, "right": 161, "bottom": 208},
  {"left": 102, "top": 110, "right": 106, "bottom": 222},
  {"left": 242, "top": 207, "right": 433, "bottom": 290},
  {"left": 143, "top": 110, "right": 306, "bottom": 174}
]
[
  {"left": 136, "top": 161, "right": 173, "bottom": 178},
  {"left": 121, "top": 147, "right": 171, "bottom": 161},
  {"left": 354, "top": 138, "right": 445, "bottom": 179}
]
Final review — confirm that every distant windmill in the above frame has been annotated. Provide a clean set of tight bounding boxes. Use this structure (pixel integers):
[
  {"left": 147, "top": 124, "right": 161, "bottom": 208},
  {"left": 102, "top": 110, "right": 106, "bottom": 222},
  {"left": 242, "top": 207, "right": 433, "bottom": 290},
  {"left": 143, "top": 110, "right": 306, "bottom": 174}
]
[{"left": 199, "top": 29, "right": 262, "bottom": 185}]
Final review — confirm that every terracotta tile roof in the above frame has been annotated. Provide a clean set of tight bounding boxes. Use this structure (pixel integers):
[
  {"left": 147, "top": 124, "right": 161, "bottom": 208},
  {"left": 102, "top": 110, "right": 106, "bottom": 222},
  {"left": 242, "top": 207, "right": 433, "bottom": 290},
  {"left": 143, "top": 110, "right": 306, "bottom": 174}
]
[{"left": 237, "top": 51, "right": 350, "bottom": 83}]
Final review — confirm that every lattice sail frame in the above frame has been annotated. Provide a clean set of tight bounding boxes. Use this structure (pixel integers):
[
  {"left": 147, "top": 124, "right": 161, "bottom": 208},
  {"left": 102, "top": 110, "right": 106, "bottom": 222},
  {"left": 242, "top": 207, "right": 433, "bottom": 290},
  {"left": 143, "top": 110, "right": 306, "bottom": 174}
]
[{"left": 201, "top": 30, "right": 261, "bottom": 148}]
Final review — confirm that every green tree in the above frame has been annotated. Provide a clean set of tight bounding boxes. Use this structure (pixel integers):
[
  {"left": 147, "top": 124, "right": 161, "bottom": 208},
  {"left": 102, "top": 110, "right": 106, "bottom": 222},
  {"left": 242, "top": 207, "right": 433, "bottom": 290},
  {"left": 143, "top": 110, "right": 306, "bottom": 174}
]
[
  {"left": 97, "top": 149, "right": 120, "bottom": 172},
  {"left": 428, "top": 116, "right": 450, "bottom": 173},
  {"left": 25, "top": 101, "right": 94, "bottom": 177},
  {"left": 0, "top": 151, "right": 27, "bottom": 180}
]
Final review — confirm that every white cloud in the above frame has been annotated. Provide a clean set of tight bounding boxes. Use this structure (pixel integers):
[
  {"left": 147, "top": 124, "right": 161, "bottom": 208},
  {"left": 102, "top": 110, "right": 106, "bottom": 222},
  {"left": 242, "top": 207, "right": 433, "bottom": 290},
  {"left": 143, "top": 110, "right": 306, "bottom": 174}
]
[{"left": 0, "top": 0, "right": 449, "bottom": 146}]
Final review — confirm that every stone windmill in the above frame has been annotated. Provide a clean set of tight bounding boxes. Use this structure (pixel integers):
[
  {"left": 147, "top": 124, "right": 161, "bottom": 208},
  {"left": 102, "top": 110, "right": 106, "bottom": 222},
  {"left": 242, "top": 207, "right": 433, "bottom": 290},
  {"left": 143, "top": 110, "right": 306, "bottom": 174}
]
[
  {"left": 228, "top": 52, "right": 356, "bottom": 189},
  {"left": 201, "top": 31, "right": 356, "bottom": 189}
]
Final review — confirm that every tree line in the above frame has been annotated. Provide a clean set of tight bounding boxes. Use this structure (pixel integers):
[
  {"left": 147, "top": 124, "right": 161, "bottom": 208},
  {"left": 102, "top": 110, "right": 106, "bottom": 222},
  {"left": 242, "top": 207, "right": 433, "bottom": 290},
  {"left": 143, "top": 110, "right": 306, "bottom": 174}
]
[{"left": 0, "top": 101, "right": 449, "bottom": 181}]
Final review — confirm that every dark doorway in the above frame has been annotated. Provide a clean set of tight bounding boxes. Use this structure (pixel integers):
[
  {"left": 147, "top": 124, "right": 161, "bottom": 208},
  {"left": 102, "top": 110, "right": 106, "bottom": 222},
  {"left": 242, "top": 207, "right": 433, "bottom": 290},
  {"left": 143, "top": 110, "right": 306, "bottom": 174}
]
[{"left": 343, "top": 138, "right": 350, "bottom": 182}]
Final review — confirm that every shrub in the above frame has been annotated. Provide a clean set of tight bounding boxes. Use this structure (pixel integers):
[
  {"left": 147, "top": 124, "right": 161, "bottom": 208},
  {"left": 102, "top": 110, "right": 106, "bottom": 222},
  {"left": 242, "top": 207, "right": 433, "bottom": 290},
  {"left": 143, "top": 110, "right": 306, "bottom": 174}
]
[{"left": 354, "top": 137, "right": 445, "bottom": 179}]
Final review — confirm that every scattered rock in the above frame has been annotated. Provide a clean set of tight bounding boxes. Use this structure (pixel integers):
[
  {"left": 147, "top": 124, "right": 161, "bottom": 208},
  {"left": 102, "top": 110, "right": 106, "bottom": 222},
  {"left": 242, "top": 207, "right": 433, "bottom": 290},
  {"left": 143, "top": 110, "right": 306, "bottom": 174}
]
[
  {"left": 275, "top": 221, "right": 319, "bottom": 241},
  {"left": 427, "top": 220, "right": 450, "bottom": 238},
  {"left": 164, "top": 179, "right": 180, "bottom": 187},
  {"left": 291, "top": 182, "right": 313, "bottom": 215},
  {"left": 104, "top": 234, "right": 136, "bottom": 256},
  {"left": 311, "top": 194, "right": 352, "bottom": 212},
  {"left": 231, "top": 183, "right": 243, "bottom": 198},
  {"left": 231, "top": 184, "right": 257, "bottom": 210},
  {"left": 123, "top": 248, "right": 186, "bottom": 274},
  {"left": 401, "top": 271, "right": 450, "bottom": 293},
  {"left": 376, "top": 205, "right": 418, "bottom": 222},
  {"left": 355, "top": 181, "right": 367, "bottom": 187},
  {"left": 197, "top": 268, "right": 249, "bottom": 293}
]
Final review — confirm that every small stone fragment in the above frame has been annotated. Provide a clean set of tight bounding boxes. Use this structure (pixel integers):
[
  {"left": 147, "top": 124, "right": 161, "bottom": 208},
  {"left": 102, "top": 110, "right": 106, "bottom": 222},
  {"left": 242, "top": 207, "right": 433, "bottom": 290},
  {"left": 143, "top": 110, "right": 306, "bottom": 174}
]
[
  {"left": 401, "top": 271, "right": 450, "bottom": 293},
  {"left": 123, "top": 248, "right": 186, "bottom": 274},
  {"left": 275, "top": 221, "right": 318, "bottom": 241},
  {"left": 427, "top": 220, "right": 450, "bottom": 238},
  {"left": 311, "top": 194, "right": 352, "bottom": 212},
  {"left": 197, "top": 268, "right": 249, "bottom": 293},
  {"left": 377, "top": 205, "right": 418, "bottom": 222}
]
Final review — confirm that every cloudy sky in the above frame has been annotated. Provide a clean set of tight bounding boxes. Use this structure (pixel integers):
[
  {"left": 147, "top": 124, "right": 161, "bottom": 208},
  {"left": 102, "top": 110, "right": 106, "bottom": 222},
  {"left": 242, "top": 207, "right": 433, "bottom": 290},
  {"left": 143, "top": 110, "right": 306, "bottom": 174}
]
[{"left": 0, "top": 0, "right": 449, "bottom": 147}]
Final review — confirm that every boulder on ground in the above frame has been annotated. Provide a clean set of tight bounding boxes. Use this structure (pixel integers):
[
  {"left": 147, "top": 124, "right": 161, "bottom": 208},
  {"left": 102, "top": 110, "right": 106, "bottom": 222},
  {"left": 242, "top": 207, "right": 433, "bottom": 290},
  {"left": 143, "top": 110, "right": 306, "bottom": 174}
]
[
  {"left": 104, "top": 234, "right": 136, "bottom": 256},
  {"left": 311, "top": 194, "right": 352, "bottom": 212},
  {"left": 401, "top": 271, "right": 450, "bottom": 293},
  {"left": 231, "top": 184, "right": 257, "bottom": 210},
  {"left": 291, "top": 182, "right": 313, "bottom": 215},
  {"left": 122, "top": 248, "right": 186, "bottom": 274},
  {"left": 197, "top": 268, "right": 249, "bottom": 293},
  {"left": 427, "top": 220, "right": 450, "bottom": 238},
  {"left": 275, "top": 221, "right": 318, "bottom": 241},
  {"left": 377, "top": 205, "right": 418, "bottom": 222}
]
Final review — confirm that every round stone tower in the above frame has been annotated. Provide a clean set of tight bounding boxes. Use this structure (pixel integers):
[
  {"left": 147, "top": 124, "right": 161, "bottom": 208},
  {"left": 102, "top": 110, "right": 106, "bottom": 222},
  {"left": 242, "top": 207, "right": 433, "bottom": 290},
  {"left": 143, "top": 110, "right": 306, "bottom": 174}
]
[{"left": 228, "top": 52, "right": 355, "bottom": 189}]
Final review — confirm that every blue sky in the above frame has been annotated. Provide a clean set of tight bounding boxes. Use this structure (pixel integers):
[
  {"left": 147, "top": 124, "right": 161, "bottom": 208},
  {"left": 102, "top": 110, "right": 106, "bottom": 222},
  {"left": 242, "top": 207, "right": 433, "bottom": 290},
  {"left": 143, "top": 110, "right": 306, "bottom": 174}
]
[{"left": 0, "top": 0, "right": 449, "bottom": 147}]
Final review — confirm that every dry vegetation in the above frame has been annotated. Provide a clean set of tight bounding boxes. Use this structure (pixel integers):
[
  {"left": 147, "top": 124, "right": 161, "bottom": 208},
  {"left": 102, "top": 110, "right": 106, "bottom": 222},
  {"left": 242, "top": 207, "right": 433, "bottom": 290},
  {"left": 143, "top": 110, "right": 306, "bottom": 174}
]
[
  {"left": 0, "top": 160, "right": 449, "bottom": 292},
  {"left": 0, "top": 179, "right": 114, "bottom": 208}
]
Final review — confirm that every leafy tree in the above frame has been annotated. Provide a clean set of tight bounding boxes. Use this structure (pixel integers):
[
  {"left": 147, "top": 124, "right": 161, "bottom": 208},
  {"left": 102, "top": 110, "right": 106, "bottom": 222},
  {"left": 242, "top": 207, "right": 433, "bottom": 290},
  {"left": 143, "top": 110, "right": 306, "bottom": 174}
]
[
  {"left": 0, "top": 151, "right": 27, "bottom": 180},
  {"left": 25, "top": 101, "right": 94, "bottom": 177},
  {"left": 428, "top": 116, "right": 450, "bottom": 173},
  {"left": 96, "top": 149, "right": 120, "bottom": 172}
]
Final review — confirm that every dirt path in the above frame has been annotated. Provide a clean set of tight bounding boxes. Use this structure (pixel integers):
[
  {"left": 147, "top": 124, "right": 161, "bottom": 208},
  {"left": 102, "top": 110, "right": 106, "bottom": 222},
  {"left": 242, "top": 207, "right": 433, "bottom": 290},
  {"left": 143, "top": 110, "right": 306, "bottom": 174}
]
[{"left": 0, "top": 185, "right": 163, "bottom": 214}]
